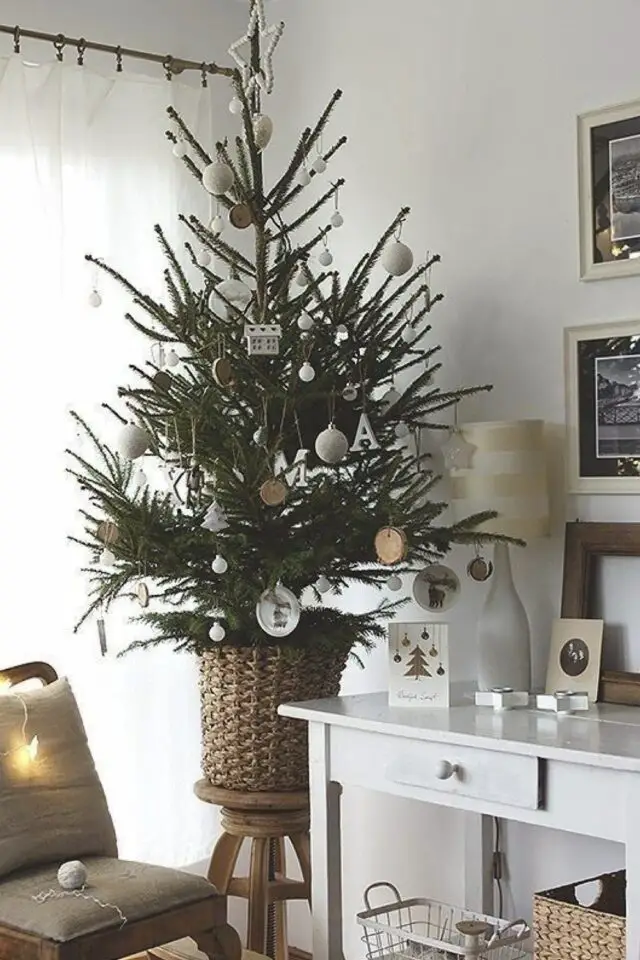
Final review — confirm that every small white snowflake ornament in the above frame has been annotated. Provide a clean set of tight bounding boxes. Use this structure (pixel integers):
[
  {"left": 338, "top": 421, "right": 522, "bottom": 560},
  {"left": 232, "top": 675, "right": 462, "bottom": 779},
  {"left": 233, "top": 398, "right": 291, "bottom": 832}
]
[
  {"left": 244, "top": 324, "right": 282, "bottom": 356},
  {"left": 202, "top": 501, "right": 229, "bottom": 533},
  {"left": 441, "top": 430, "right": 476, "bottom": 471}
]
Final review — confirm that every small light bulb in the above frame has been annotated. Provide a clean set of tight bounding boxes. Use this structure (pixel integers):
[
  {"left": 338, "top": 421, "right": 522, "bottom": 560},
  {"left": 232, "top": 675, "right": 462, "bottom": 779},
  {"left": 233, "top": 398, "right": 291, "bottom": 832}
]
[
  {"left": 27, "top": 736, "right": 39, "bottom": 761},
  {"left": 0, "top": 679, "right": 12, "bottom": 695}
]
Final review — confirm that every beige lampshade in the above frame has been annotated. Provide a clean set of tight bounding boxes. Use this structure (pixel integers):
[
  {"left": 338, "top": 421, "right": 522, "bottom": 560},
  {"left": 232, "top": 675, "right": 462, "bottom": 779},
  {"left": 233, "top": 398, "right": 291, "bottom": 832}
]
[{"left": 450, "top": 419, "right": 549, "bottom": 540}]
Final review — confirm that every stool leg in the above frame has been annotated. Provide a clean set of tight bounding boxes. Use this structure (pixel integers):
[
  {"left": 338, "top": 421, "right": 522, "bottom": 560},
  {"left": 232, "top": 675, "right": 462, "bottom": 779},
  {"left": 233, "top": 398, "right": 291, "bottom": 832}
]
[
  {"left": 207, "top": 831, "right": 244, "bottom": 893},
  {"left": 272, "top": 837, "right": 289, "bottom": 960},
  {"left": 289, "top": 832, "right": 312, "bottom": 903},
  {"left": 248, "top": 836, "right": 270, "bottom": 954}
]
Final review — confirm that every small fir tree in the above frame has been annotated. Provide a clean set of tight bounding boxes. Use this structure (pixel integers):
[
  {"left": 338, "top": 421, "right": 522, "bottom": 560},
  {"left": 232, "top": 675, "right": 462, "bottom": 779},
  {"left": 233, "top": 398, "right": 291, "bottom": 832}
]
[
  {"left": 404, "top": 646, "right": 431, "bottom": 680},
  {"left": 68, "top": 1, "right": 498, "bottom": 659}
]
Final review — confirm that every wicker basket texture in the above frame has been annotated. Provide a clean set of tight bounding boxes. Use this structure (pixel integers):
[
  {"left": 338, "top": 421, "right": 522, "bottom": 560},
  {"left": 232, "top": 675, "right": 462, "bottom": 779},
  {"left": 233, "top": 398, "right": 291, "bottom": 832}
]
[
  {"left": 533, "top": 870, "right": 625, "bottom": 960},
  {"left": 199, "top": 645, "right": 348, "bottom": 792}
]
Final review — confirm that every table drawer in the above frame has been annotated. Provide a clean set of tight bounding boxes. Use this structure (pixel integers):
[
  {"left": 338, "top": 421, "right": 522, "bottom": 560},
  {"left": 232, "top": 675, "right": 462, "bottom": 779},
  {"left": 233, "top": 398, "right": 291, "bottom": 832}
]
[{"left": 330, "top": 727, "right": 541, "bottom": 810}]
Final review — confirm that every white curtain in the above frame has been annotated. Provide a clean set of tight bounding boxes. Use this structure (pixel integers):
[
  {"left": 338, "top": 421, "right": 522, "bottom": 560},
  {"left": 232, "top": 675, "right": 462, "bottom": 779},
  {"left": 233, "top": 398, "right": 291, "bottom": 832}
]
[{"left": 0, "top": 55, "right": 222, "bottom": 866}]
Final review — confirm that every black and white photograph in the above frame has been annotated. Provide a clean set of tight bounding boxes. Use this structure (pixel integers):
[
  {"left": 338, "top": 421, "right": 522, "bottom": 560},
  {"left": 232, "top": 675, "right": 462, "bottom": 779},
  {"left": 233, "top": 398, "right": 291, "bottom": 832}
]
[
  {"left": 596, "top": 354, "right": 640, "bottom": 457},
  {"left": 545, "top": 619, "right": 604, "bottom": 702},
  {"left": 610, "top": 134, "right": 640, "bottom": 242}
]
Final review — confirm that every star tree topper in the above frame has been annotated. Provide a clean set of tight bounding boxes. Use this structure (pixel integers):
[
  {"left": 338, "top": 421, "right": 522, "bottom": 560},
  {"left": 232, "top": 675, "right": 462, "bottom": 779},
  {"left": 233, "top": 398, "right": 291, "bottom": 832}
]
[{"left": 228, "top": 0, "right": 285, "bottom": 97}]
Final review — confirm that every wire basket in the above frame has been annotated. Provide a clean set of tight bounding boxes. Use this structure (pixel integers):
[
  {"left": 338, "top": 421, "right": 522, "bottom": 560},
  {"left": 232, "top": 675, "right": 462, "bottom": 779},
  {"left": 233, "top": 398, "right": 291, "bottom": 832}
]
[{"left": 357, "top": 883, "right": 530, "bottom": 960}]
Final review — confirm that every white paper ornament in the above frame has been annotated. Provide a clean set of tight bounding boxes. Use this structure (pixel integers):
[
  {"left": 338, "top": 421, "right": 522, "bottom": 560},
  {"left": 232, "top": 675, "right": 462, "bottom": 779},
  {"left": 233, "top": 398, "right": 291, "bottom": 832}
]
[
  {"left": 99, "top": 548, "right": 116, "bottom": 569},
  {"left": 298, "top": 361, "right": 315, "bottom": 382},
  {"left": 229, "top": 96, "right": 243, "bottom": 115},
  {"left": 88, "top": 290, "right": 102, "bottom": 308},
  {"left": 256, "top": 583, "right": 301, "bottom": 637},
  {"left": 201, "top": 502, "right": 228, "bottom": 533},
  {"left": 331, "top": 211, "right": 344, "bottom": 228},
  {"left": 197, "top": 248, "right": 212, "bottom": 267},
  {"left": 210, "top": 214, "right": 226, "bottom": 235},
  {"left": 386, "top": 574, "right": 402, "bottom": 592},
  {"left": 166, "top": 349, "right": 179, "bottom": 367},
  {"left": 441, "top": 430, "right": 476, "bottom": 471},
  {"left": 214, "top": 278, "right": 253, "bottom": 309},
  {"left": 382, "top": 241, "right": 414, "bottom": 277},
  {"left": 315, "top": 424, "right": 349, "bottom": 464},
  {"left": 118, "top": 423, "right": 150, "bottom": 460},
  {"left": 335, "top": 324, "right": 349, "bottom": 340},
  {"left": 274, "top": 448, "right": 309, "bottom": 488},
  {"left": 319, "top": 249, "right": 333, "bottom": 267},
  {"left": 209, "top": 622, "right": 225, "bottom": 642},
  {"left": 211, "top": 554, "right": 228, "bottom": 574},
  {"left": 297, "top": 167, "right": 312, "bottom": 187},
  {"left": 253, "top": 114, "right": 274, "bottom": 150},
  {"left": 172, "top": 140, "right": 187, "bottom": 158},
  {"left": 313, "top": 156, "right": 328, "bottom": 174},
  {"left": 351, "top": 413, "right": 381, "bottom": 452},
  {"left": 58, "top": 861, "right": 88, "bottom": 891},
  {"left": 297, "top": 312, "right": 313, "bottom": 331},
  {"left": 202, "top": 161, "right": 234, "bottom": 196},
  {"left": 295, "top": 267, "right": 310, "bottom": 287},
  {"left": 316, "top": 574, "right": 331, "bottom": 594}
]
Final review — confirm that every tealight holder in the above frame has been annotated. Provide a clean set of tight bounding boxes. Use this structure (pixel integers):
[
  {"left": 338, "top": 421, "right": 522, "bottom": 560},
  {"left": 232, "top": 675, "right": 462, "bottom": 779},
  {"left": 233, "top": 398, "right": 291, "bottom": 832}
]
[
  {"left": 535, "top": 690, "right": 590, "bottom": 715},
  {"left": 475, "top": 687, "right": 531, "bottom": 711}
]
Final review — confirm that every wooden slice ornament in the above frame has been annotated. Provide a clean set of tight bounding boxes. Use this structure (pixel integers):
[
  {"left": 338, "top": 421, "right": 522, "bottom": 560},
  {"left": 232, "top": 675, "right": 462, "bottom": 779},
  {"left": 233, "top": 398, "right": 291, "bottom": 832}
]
[
  {"left": 153, "top": 370, "right": 172, "bottom": 391},
  {"left": 136, "top": 581, "right": 150, "bottom": 608},
  {"left": 229, "top": 203, "right": 253, "bottom": 229},
  {"left": 374, "top": 526, "right": 408, "bottom": 565},
  {"left": 96, "top": 521, "right": 119, "bottom": 546},
  {"left": 212, "top": 357, "right": 234, "bottom": 388},
  {"left": 259, "top": 477, "right": 288, "bottom": 507}
]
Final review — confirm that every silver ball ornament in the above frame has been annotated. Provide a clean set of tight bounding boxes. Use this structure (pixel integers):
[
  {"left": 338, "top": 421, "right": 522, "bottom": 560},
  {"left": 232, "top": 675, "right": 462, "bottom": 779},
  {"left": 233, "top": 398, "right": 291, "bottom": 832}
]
[
  {"left": 253, "top": 114, "right": 274, "bottom": 150},
  {"left": 318, "top": 249, "right": 333, "bottom": 267},
  {"left": 386, "top": 574, "right": 402, "bottom": 592},
  {"left": 382, "top": 241, "right": 414, "bottom": 277},
  {"left": 172, "top": 141, "right": 187, "bottom": 158},
  {"left": 166, "top": 349, "right": 179, "bottom": 367},
  {"left": 58, "top": 861, "right": 88, "bottom": 891},
  {"left": 118, "top": 423, "right": 150, "bottom": 460},
  {"left": 316, "top": 574, "right": 331, "bottom": 594},
  {"left": 211, "top": 554, "right": 228, "bottom": 575},
  {"left": 295, "top": 268, "right": 310, "bottom": 287},
  {"left": 215, "top": 278, "right": 253, "bottom": 308},
  {"left": 342, "top": 383, "right": 358, "bottom": 402},
  {"left": 88, "top": 290, "right": 102, "bottom": 308},
  {"left": 315, "top": 424, "right": 349, "bottom": 464},
  {"left": 297, "top": 312, "right": 314, "bottom": 332},
  {"left": 297, "top": 167, "right": 312, "bottom": 187},
  {"left": 229, "top": 96, "right": 243, "bottom": 115},
  {"left": 313, "top": 156, "right": 328, "bottom": 174},
  {"left": 299, "top": 361, "right": 316, "bottom": 382},
  {"left": 402, "top": 324, "right": 416, "bottom": 344},
  {"left": 209, "top": 622, "right": 225, "bottom": 642},
  {"left": 202, "top": 161, "right": 234, "bottom": 196},
  {"left": 330, "top": 211, "right": 344, "bottom": 228},
  {"left": 394, "top": 422, "right": 410, "bottom": 439}
]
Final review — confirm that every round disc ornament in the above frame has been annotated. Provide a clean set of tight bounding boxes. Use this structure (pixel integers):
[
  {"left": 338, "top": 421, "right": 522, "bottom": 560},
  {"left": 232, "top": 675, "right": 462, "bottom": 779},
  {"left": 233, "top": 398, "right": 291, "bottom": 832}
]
[
  {"left": 97, "top": 521, "right": 119, "bottom": 546},
  {"left": 259, "top": 477, "right": 288, "bottom": 506},
  {"left": 413, "top": 564, "right": 461, "bottom": 612},
  {"left": 136, "top": 581, "right": 150, "bottom": 608},
  {"left": 229, "top": 203, "right": 253, "bottom": 229},
  {"left": 374, "top": 527, "right": 408, "bottom": 565},
  {"left": 212, "top": 357, "right": 234, "bottom": 387},
  {"left": 154, "top": 370, "right": 172, "bottom": 391},
  {"left": 382, "top": 240, "right": 414, "bottom": 277},
  {"left": 315, "top": 424, "right": 349, "bottom": 464},
  {"left": 118, "top": 423, "right": 150, "bottom": 460},
  {"left": 202, "top": 161, "right": 234, "bottom": 196},
  {"left": 256, "top": 583, "right": 301, "bottom": 638},
  {"left": 467, "top": 555, "right": 494, "bottom": 583},
  {"left": 253, "top": 114, "right": 274, "bottom": 150}
]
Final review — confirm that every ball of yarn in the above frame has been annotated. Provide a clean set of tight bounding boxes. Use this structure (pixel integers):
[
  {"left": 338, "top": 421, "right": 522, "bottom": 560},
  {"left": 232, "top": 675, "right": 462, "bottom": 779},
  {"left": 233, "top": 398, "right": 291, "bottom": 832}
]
[{"left": 58, "top": 860, "right": 88, "bottom": 891}]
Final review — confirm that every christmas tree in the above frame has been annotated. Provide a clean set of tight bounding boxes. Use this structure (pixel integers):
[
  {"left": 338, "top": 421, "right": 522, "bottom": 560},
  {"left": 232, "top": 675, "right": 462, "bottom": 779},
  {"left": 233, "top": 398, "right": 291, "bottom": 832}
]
[
  {"left": 68, "top": 1, "right": 497, "bottom": 658},
  {"left": 404, "top": 646, "right": 431, "bottom": 680}
]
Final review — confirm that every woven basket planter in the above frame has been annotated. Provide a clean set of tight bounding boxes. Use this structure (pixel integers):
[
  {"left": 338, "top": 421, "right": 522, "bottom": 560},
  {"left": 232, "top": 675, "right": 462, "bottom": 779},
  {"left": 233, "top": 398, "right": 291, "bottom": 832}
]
[
  {"left": 533, "top": 869, "right": 625, "bottom": 960},
  {"left": 199, "top": 645, "right": 348, "bottom": 792}
]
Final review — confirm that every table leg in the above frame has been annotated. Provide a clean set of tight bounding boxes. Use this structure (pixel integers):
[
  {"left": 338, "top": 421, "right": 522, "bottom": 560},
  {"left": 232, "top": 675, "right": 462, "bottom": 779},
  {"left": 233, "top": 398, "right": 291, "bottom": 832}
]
[
  {"left": 627, "top": 782, "right": 640, "bottom": 960},
  {"left": 463, "top": 813, "right": 494, "bottom": 915},
  {"left": 309, "top": 722, "right": 344, "bottom": 960}
]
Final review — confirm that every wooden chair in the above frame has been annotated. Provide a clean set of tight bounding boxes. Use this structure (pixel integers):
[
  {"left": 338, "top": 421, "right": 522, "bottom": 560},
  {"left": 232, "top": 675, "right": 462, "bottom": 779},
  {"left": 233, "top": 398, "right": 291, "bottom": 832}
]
[{"left": 0, "top": 662, "right": 241, "bottom": 960}]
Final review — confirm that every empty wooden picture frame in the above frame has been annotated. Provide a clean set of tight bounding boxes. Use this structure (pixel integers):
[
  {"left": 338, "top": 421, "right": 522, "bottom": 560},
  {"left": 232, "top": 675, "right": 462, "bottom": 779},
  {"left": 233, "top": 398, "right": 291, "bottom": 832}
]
[{"left": 561, "top": 521, "right": 640, "bottom": 704}]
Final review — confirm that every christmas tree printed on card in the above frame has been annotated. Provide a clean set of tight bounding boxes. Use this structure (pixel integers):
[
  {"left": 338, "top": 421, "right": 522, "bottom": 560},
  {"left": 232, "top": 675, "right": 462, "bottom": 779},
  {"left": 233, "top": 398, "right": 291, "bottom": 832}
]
[{"left": 389, "top": 622, "right": 449, "bottom": 707}]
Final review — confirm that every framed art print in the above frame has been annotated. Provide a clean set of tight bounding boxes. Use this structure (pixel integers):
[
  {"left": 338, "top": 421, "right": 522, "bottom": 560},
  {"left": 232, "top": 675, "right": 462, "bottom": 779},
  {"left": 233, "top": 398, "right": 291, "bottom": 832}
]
[
  {"left": 565, "top": 319, "right": 640, "bottom": 493},
  {"left": 545, "top": 618, "right": 604, "bottom": 702},
  {"left": 578, "top": 98, "right": 640, "bottom": 281},
  {"left": 388, "top": 622, "right": 449, "bottom": 708}
]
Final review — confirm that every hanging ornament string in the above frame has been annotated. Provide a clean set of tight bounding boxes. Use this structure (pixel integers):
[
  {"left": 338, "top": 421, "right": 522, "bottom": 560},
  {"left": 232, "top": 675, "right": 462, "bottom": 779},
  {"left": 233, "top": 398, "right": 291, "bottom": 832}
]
[
  {"left": 294, "top": 411, "right": 304, "bottom": 451},
  {"left": 32, "top": 888, "right": 127, "bottom": 928}
]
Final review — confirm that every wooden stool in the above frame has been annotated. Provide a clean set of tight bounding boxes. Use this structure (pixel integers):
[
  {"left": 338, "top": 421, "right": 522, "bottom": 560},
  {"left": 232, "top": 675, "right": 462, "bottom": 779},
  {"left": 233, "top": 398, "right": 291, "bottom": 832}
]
[{"left": 194, "top": 783, "right": 311, "bottom": 960}]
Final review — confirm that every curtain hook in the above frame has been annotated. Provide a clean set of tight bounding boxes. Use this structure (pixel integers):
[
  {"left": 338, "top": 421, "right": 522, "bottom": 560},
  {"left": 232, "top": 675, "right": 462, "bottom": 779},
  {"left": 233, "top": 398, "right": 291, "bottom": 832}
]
[
  {"left": 76, "top": 38, "right": 86, "bottom": 67},
  {"left": 53, "top": 34, "right": 66, "bottom": 62},
  {"left": 163, "top": 55, "right": 174, "bottom": 81},
  {"left": 115, "top": 45, "right": 123, "bottom": 72},
  {"left": 200, "top": 62, "right": 208, "bottom": 88},
  {"left": 13, "top": 26, "right": 20, "bottom": 54}
]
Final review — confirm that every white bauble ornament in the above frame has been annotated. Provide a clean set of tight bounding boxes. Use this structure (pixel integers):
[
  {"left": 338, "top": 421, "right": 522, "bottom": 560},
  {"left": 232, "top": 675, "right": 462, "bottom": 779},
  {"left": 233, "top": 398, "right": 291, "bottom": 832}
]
[
  {"left": 197, "top": 248, "right": 212, "bottom": 267},
  {"left": 331, "top": 211, "right": 344, "bottom": 229},
  {"left": 209, "top": 622, "right": 225, "bottom": 643},
  {"left": 253, "top": 426, "right": 268, "bottom": 445},
  {"left": 256, "top": 583, "right": 301, "bottom": 638},
  {"left": 318, "top": 249, "right": 333, "bottom": 267},
  {"left": 298, "top": 361, "right": 315, "bottom": 382},
  {"left": 211, "top": 554, "right": 228, "bottom": 574},
  {"left": 342, "top": 383, "right": 358, "bottom": 402},
  {"left": 229, "top": 96, "right": 243, "bottom": 115},
  {"left": 402, "top": 324, "right": 416, "bottom": 344},
  {"left": 316, "top": 574, "right": 331, "bottom": 594},
  {"left": 99, "top": 548, "right": 116, "bottom": 569},
  {"left": 202, "top": 161, "right": 234, "bottom": 196},
  {"left": 297, "top": 167, "right": 311, "bottom": 187},
  {"left": 172, "top": 140, "right": 187, "bottom": 159},
  {"left": 118, "top": 423, "right": 150, "bottom": 460},
  {"left": 210, "top": 214, "right": 226, "bottom": 235},
  {"left": 253, "top": 114, "right": 274, "bottom": 150},
  {"left": 58, "top": 861, "right": 88, "bottom": 891},
  {"left": 386, "top": 574, "right": 402, "bottom": 592},
  {"left": 313, "top": 156, "right": 328, "bottom": 174},
  {"left": 315, "top": 424, "right": 349, "bottom": 464},
  {"left": 382, "top": 241, "right": 414, "bottom": 277},
  {"left": 202, "top": 502, "right": 228, "bottom": 534},
  {"left": 166, "top": 349, "right": 179, "bottom": 367},
  {"left": 335, "top": 324, "right": 349, "bottom": 340},
  {"left": 295, "top": 267, "right": 310, "bottom": 287},
  {"left": 297, "top": 312, "right": 313, "bottom": 332},
  {"left": 395, "top": 422, "right": 410, "bottom": 439},
  {"left": 381, "top": 387, "right": 401, "bottom": 411},
  {"left": 214, "top": 278, "right": 253, "bottom": 309},
  {"left": 88, "top": 290, "right": 102, "bottom": 308}
]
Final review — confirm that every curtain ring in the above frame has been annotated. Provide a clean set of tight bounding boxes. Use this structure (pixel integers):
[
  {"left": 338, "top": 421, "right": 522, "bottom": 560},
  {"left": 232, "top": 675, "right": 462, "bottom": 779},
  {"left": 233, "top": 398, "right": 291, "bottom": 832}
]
[
  {"left": 53, "top": 34, "right": 66, "bottom": 62},
  {"left": 13, "top": 26, "right": 20, "bottom": 54},
  {"left": 200, "top": 62, "right": 208, "bottom": 88},
  {"left": 115, "top": 45, "right": 123, "bottom": 72},
  {"left": 163, "top": 55, "right": 174, "bottom": 81},
  {"left": 76, "top": 38, "right": 86, "bottom": 66}
]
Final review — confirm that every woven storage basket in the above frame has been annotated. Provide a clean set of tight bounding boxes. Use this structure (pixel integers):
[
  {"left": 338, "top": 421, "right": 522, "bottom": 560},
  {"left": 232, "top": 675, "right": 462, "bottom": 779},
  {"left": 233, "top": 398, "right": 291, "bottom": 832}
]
[
  {"left": 533, "top": 869, "right": 625, "bottom": 960},
  {"left": 199, "top": 645, "right": 348, "bottom": 791}
]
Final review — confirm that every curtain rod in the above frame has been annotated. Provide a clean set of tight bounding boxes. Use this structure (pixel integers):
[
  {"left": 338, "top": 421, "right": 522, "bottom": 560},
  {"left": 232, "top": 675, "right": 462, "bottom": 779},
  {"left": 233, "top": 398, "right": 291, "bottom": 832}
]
[{"left": 0, "top": 24, "right": 235, "bottom": 83}]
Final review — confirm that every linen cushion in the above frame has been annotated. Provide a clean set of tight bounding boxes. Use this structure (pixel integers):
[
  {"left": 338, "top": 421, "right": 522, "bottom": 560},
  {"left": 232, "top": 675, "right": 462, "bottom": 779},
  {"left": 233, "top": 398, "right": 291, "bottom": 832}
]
[
  {"left": 0, "top": 678, "right": 117, "bottom": 879},
  {"left": 0, "top": 857, "right": 218, "bottom": 941}
]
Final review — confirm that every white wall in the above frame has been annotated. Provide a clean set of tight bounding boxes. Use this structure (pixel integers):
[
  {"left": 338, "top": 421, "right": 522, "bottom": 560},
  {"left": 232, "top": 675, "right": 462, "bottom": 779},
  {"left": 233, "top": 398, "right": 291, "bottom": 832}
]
[{"left": 265, "top": 0, "right": 640, "bottom": 952}]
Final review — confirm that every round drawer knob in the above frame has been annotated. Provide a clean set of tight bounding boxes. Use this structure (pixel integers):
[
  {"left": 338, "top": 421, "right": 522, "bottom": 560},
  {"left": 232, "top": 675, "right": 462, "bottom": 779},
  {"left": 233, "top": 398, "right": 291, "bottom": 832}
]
[{"left": 435, "top": 760, "right": 456, "bottom": 780}]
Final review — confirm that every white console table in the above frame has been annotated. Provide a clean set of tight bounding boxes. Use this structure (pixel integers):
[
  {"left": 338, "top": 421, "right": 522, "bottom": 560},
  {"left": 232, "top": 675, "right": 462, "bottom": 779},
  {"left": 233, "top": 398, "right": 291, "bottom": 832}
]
[{"left": 279, "top": 691, "right": 640, "bottom": 960}]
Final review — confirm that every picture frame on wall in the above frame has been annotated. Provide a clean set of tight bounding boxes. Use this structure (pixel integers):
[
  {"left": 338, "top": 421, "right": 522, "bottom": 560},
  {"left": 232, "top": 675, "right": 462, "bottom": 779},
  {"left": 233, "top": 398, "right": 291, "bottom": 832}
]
[
  {"left": 578, "top": 98, "right": 640, "bottom": 281},
  {"left": 565, "top": 319, "right": 640, "bottom": 494}
]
